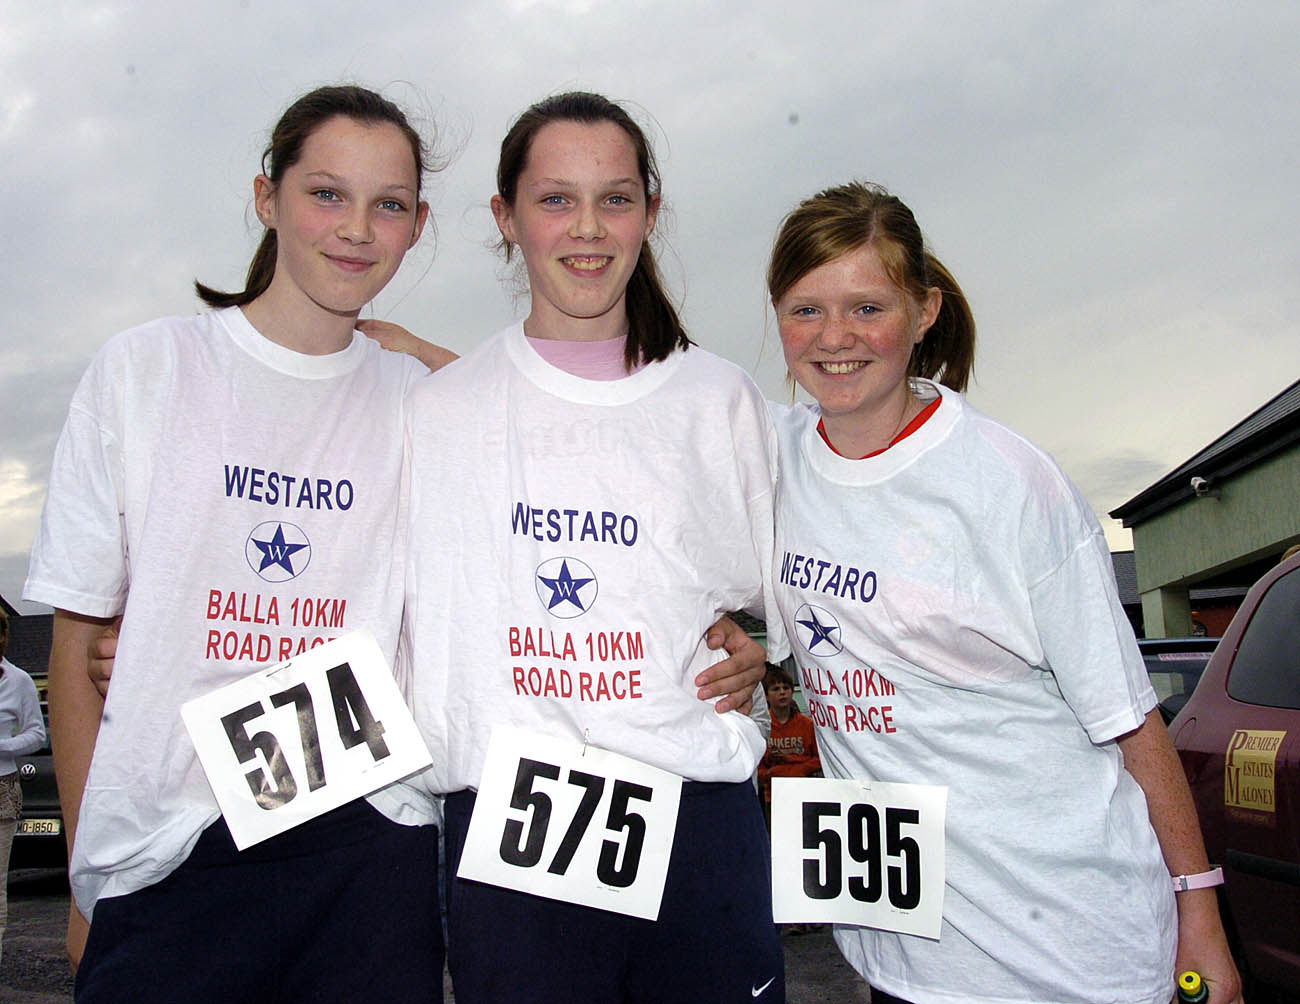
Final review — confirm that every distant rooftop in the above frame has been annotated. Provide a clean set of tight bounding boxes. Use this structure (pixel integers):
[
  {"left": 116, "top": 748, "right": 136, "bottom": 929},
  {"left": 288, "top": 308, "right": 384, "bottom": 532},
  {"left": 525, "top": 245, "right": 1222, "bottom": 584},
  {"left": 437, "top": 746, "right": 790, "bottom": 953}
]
[
  {"left": 1111, "top": 550, "right": 1138, "bottom": 605},
  {"left": 1111, "top": 377, "right": 1300, "bottom": 526}
]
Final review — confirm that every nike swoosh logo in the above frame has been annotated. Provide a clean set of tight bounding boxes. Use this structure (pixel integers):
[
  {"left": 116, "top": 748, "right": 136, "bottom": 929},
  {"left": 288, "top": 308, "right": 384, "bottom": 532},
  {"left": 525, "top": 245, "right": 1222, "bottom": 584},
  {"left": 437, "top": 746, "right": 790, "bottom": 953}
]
[{"left": 752, "top": 977, "right": 776, "bottom": 997}]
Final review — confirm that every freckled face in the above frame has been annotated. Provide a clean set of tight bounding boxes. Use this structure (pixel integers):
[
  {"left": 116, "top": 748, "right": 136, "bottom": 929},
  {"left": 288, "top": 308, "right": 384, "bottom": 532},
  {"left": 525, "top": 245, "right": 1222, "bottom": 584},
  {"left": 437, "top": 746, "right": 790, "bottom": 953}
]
[
  {"left": 775, "top": 243, "right": 939, "bottom": 444},
  {"left": 256, "top": 116, "right": 428, "bottom": 320},
  {"left": 491, "top": 120, "right": 658, "bottom": 341}
]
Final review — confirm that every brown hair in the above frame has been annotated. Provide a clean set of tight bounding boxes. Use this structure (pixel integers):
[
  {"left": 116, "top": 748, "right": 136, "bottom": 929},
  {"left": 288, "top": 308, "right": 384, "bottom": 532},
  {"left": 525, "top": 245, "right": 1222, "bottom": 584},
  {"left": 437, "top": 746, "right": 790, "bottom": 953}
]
[
  {"left": 767, "top": 182, "right": 974, "bottom": 392},
  {"left": 763, "top": 664, "right": 795, "bottom": 691},
  {"left": 196, "top": 85, "right": 430, "bottom": 309},
  {"left": 495, "top": 92, "right": 691, "bottom": 369}
]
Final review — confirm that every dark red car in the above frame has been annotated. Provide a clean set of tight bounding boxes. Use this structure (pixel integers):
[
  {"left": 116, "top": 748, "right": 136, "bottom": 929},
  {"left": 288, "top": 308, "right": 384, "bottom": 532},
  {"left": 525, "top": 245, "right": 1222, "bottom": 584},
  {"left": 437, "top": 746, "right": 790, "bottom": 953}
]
[{"left": 1170, "top": 549, "right": 1300, "bottom": 998}]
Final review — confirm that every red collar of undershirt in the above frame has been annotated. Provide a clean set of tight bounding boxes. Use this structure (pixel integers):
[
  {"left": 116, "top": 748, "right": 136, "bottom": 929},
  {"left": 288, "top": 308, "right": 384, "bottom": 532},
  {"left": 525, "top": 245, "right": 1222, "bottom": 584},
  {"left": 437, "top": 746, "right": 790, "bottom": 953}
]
[{"left": 817, "top": 395, "right": 943, "bottom": 459}]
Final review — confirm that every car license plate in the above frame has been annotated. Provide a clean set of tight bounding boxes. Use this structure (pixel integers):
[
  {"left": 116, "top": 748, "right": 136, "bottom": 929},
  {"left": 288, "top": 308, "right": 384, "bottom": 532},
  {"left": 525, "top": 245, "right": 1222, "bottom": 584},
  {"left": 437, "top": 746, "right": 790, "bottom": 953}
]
[{"left": 17, "top": 819, "right": 61, "bottom": 836}]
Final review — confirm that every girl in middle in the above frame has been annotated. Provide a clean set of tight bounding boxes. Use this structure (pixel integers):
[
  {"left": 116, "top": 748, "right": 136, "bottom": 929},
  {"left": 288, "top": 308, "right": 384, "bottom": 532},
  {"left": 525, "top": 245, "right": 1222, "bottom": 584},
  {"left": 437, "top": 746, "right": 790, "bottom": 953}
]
[{"left": 402, "top": 92, "right": 788, "bottom": 1004}]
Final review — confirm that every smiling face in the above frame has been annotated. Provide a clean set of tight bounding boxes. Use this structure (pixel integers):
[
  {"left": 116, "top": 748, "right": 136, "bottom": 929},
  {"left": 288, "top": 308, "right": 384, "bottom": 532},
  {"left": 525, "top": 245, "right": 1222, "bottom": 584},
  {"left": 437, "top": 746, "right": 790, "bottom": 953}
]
[
  {"left": 776, "top": 242, "right": 940, "bottom": 456},
  {"left": 490, "top": 119, "right": 658, "bottom": 342},
  {"left": 253, "top": 115, "right": 427, "bottom": 343}
]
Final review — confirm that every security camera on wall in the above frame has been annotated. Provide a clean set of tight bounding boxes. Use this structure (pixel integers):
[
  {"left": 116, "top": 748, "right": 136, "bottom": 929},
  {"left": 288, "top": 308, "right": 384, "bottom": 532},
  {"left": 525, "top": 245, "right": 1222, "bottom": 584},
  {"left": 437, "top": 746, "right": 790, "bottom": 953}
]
[{"left": 1190, "top": 476, "right": 1216, "bottom": 498}]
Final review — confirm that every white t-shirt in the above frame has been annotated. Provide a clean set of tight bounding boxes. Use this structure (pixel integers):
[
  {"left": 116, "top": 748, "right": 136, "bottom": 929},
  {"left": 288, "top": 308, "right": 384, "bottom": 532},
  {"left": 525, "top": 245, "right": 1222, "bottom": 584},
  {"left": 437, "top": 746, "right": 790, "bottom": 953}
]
[
  {"left": 771, "top": 381, "right": 1176, "bottom": 1004},
  {"left": 402, "top": 323, "right": 788, "bottom": 793},
  {"left": 0, "top": 658, "right": 45, "bottom": 774},
  {"left": 24, "top": 307, "right": 435, "bottom": 917}
]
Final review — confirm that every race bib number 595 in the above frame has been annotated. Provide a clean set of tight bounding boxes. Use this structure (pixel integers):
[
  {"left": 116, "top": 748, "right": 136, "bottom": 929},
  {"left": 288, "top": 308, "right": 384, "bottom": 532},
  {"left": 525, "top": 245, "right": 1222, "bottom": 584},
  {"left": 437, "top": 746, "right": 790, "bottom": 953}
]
[
  {"left": 182, "top": 630, "right": 432, "bottom": 849},
  {"left": 457, "top": 726, "right": 682, "bottom": 920},
  {"left": 771, "top": 777, "right": 947, "bottom": 939}
]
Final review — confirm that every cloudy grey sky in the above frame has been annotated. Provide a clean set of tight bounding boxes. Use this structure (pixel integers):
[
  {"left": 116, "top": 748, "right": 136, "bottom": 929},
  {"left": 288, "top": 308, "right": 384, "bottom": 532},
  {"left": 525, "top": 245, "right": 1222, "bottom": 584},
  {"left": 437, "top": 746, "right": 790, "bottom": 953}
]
[{"left": 3, "top": 0, "right": 1298, "bottom": 614}]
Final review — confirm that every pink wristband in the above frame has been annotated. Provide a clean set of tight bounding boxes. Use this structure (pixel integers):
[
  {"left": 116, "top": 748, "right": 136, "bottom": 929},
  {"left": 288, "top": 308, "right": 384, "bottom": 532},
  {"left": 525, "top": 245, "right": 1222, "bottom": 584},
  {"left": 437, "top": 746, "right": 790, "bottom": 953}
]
[{"left": 1171, "top": 866, "right": 1224, "bottom": 892}]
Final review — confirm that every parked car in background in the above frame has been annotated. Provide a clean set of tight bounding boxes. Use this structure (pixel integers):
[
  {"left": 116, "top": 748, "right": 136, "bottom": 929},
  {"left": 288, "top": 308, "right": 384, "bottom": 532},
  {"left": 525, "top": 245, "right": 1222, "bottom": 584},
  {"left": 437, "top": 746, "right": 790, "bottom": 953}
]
[
  {"left": 10, "top": 697, "right": 64, "bottom": 871},
  {"left": 1140, "top": 636, "right": 1219, "bottom": 724},
  {"left": 1170, "top": 549, "right": 1300, "bottom": 999}
]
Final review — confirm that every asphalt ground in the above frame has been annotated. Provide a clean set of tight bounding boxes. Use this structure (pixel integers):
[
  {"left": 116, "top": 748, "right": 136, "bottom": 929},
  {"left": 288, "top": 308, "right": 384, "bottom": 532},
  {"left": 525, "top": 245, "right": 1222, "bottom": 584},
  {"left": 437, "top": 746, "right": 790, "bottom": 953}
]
[
  {"left": 2, "top": 870, "right": 73, "bottom": 1003},
  {"left": 1, "top": 869, "right": 871, "bottom": 1003}
]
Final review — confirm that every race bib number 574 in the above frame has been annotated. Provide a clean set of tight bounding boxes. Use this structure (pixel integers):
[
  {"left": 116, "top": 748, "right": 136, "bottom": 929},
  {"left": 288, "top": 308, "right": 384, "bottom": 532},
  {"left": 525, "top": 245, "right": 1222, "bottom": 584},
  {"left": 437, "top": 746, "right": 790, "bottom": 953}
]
[
  {"left": 182, "top": 630, "right": 432, "bottom": 849},
  {"left": 771, "top": 777, "right": 947, "bottom": 939},
  {"left": 457, "top": 726, "right": 682, "bottom": 920}
]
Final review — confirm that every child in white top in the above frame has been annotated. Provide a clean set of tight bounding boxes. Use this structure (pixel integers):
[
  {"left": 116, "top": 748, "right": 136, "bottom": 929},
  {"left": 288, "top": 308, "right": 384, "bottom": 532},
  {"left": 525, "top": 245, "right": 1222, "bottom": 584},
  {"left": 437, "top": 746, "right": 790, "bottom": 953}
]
[
  {"left": 402, "top": 92, "right": 787, "bottom": 1004},
  {"left": 764, "top": 181, "right": 1240, "bottom": 1004},
  {"left": 26, "top": 85, "right": 443, "bottom": 1003}
]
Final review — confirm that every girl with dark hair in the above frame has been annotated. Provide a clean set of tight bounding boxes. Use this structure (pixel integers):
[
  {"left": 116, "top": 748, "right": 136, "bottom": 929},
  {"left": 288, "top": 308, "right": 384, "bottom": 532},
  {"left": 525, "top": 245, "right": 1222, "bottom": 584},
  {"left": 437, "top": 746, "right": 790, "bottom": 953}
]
[
  {"left": 765, "top": 182, "right": 1241, "bottom": 1004},
  {"left": 26, "top": 85, "right": 445, "bottom": 1002},
  {"left": 401, "top": 92, "right": 788, "bottom": 1003}
]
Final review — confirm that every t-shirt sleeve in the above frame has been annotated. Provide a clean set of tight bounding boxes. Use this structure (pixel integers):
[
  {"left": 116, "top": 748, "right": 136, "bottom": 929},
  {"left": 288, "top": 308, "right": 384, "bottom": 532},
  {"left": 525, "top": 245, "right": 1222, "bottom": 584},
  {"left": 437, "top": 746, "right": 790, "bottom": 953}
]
[
  {"left": 1027, "top": 521, "right": 1154, "bottom": 744},
  {"left": 24, "top": 357, "right": 129, "bottom": 617},
  {"left": 741, "top": 388, "right": 791, "bottom": 662}
]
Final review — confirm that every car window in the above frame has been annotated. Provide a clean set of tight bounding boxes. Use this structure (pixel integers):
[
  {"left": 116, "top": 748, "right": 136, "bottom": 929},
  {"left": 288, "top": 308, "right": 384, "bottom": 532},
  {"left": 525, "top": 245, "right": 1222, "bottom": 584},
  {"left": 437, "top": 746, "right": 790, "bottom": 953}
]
[
  {"left": 1144, "top": 657, "right": 1209, "bottom": 704},
  {"left": 1227, "top": 565, "right": 1300, "bottom": 710}
]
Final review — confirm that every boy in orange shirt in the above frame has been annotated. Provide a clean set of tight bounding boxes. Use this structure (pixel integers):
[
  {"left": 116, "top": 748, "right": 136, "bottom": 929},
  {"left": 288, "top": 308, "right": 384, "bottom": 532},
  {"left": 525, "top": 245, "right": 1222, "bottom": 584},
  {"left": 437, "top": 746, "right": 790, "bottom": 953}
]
[{"left": 758, "top": 665, "right": 821, "bottom": 816}]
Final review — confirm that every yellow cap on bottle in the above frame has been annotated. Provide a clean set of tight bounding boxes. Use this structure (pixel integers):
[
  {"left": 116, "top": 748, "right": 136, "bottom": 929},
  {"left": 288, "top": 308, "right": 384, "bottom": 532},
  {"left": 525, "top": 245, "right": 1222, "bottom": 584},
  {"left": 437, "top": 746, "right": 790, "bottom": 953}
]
[{"left": 1177, "top": 971, "right": 1205, "bottom": 1002}]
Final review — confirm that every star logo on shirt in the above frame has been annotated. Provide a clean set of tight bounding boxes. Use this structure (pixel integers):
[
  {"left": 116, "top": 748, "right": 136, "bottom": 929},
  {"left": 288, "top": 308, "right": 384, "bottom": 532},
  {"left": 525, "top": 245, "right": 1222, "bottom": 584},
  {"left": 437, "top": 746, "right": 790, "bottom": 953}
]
[
  {"left": 245, "top": 521, "right": 312, "bottom": 583},
  {"left": 535, "top": 557, "right": 599, "bottom": 619},
  {"left": 794, "top": 603, "right": 843, "bottom": 655}
]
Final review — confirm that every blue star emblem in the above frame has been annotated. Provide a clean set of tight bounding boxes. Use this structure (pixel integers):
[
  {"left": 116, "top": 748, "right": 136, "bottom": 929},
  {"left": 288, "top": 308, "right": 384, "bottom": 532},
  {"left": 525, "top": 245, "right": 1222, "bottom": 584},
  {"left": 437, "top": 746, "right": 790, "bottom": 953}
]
[
  {"left": 795, "top": 603, "right": 843, "bottom": 655},
  {"left": 252, "top": 524, "right": 308, "bottom": 574},
  {"left": 538, "top": 559, "right": 596, "bottom": 613},
  {"left": 534, "top": 556, "right": 599, "bottom": 619}
]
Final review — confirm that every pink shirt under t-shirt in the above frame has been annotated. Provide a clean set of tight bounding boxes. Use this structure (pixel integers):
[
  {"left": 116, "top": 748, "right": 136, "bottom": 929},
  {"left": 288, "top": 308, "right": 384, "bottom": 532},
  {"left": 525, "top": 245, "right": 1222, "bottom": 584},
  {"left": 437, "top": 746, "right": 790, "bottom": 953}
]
[{"left": 525, "top": 334, "right": 643, "bottom": 380}]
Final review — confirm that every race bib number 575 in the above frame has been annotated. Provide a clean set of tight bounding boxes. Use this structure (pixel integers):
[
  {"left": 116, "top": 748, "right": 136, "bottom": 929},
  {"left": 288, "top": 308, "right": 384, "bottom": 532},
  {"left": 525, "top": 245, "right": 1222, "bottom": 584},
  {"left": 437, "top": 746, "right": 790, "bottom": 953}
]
[
  {"left": 457, "top": 726, "right": 682, "bottom": 920},
  {"left": 771, "top": 777, "right": 947, "bottom": 939},
  {"left": 182, "top": 630, "right": 432, "bottom": 849}
]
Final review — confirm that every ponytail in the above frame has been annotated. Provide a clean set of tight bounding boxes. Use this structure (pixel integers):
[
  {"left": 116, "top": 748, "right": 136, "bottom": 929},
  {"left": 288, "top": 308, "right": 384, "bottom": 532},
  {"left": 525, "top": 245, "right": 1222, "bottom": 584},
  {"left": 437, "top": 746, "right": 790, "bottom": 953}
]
[
  {"left": 623, "top": 246, "right": 692, "bottom": 368},
  {"left": 911, "top": 253, "right": 975, "bottom": 393},
  {"left": 195, "top": 231, "right": 278, "bottom": 308}
]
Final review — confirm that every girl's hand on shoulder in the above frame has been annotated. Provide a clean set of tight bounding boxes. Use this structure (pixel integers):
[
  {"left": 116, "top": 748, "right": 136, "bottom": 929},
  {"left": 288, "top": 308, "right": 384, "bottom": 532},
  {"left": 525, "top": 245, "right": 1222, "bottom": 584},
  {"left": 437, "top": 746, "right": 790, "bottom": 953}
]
[{"left": 358, "top": 319, "right": 459, "bottom": 373}]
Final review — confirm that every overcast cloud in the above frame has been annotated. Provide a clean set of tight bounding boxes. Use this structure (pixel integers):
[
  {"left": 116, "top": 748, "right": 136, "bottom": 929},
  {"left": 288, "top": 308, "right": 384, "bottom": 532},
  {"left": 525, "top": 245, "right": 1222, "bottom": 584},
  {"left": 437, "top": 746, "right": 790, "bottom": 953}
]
[{"left": 3, "top": 0, "right": 1298, "bottom": 613}]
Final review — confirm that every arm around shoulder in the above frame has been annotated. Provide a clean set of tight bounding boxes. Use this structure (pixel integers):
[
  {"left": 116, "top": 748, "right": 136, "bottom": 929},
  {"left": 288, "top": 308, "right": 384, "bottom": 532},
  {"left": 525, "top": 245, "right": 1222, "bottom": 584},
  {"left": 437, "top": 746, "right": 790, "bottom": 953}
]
[
  {"left": 358, "top": 319, "right": 459, "bottom": 373},
  {"left": 697, "top": 616, "right": 767, "bottom": 714}
]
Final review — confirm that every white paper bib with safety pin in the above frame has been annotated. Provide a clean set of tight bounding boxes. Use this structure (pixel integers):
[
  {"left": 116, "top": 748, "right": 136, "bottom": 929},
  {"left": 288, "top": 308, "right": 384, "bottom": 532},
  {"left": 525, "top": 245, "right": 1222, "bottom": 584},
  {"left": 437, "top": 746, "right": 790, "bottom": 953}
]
[
  {"left": 456, "top": 725, "right": 683, "bottom": 920},
  {"left": 182, "top": 629, "right": 432, "bottom": 850},
  {"left": 771, "top": 776, "right": 948, "bottom": 939}
]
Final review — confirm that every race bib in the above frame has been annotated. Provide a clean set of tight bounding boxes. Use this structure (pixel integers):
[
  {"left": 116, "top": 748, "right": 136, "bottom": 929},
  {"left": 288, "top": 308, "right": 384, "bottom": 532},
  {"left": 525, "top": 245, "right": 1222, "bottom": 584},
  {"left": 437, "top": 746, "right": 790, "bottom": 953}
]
[
  {"left": 457, "top": 726, "right": 682, "bottom": 920},
  {"left": 182, "top": 629, "right": 431, "bottom": 849},
  {"left": 771, "top": 777, "right": 947, "bottom": 939}
]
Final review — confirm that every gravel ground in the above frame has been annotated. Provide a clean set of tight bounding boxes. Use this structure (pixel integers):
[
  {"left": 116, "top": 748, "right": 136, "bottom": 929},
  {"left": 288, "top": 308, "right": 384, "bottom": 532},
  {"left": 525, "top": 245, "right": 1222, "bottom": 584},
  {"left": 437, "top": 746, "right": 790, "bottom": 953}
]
[{"left": 1, "top": 870, "right": 73, "bottom": 1003}]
